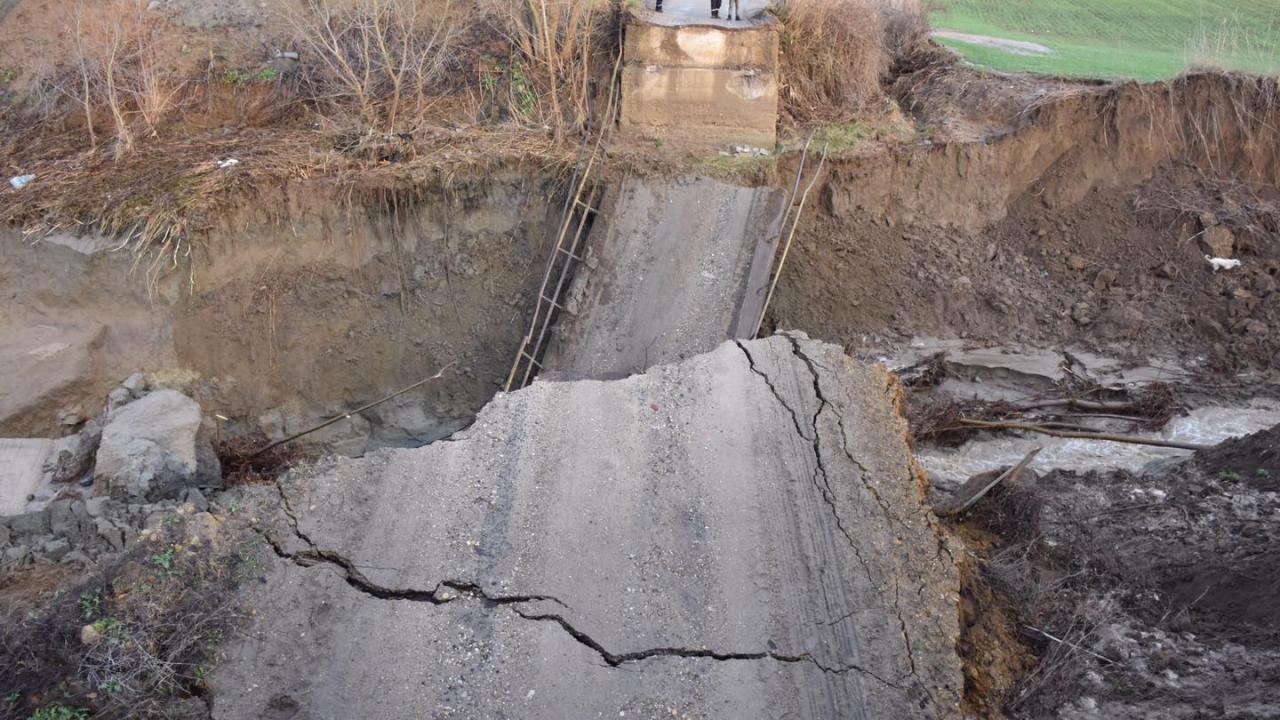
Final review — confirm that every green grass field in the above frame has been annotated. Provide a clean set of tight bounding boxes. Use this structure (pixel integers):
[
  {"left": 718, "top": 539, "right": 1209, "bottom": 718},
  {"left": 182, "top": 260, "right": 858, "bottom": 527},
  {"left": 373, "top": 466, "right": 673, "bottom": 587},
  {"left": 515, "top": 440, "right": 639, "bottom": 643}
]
[{"left": 930, "top": 0, "right": 1280, "bottom": 80}]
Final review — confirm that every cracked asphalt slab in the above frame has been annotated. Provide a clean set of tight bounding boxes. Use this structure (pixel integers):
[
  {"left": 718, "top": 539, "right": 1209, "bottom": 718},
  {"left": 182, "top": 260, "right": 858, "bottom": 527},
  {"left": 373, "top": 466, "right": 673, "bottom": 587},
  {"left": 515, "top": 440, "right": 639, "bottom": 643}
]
[{"left": 213, "top": 334, "right": 963, "bottom": 719}]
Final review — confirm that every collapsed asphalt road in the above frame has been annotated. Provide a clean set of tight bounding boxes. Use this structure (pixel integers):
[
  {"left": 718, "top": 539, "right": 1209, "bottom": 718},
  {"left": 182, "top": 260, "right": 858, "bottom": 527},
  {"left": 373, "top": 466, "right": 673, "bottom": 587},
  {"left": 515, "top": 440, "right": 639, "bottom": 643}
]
[{"left": 213, "top": 334, "right": 963, "bottom": 719}]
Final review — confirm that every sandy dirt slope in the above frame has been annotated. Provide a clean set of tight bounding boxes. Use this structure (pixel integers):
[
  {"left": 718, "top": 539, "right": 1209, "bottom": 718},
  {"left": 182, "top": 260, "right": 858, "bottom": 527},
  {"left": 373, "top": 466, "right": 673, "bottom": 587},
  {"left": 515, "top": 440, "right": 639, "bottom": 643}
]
[{"left": 213, "top": 334, "right": 963, "bottom": 719}]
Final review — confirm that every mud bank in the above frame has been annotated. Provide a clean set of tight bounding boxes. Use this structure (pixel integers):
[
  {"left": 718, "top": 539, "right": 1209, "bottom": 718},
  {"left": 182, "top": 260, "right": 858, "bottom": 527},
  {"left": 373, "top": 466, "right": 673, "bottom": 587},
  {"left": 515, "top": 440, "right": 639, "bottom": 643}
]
[
  {"left": 0, "top": 170, "right": 565, "bottom": 453},
  {"left": 772, "top": 73, "right": 1280, "bottom": 370}
]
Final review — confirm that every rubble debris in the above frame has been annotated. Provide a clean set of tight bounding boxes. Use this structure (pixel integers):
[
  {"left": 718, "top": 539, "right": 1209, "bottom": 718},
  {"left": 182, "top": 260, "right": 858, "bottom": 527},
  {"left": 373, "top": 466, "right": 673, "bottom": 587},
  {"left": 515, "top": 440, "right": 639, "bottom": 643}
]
[{"left": 0, "top": 496, "right": 193, "bottom": 571}]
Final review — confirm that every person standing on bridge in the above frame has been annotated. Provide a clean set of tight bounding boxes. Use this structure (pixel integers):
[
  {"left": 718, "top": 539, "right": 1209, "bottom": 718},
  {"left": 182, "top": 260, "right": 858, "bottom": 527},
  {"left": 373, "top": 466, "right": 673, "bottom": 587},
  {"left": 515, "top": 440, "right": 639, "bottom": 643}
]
[
  {"left": 710, "top": 0, "right": 721, "bottom": 18},
  {"left": 654, "top": 0, "right": 662, "bottom": 11},
  {"left": 725, "top": 0, "right": 740, "bottom": 20}
]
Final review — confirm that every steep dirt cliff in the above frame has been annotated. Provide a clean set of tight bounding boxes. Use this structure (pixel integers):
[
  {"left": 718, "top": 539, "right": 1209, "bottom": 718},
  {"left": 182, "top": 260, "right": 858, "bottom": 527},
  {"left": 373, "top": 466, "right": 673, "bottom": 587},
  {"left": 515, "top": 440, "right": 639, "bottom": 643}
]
[
  {"left": 772, "top": 72, "right": 1280, "bottom": 371},
  {"left": 0, "top": 169, "right": 565, "bottom": 452}
]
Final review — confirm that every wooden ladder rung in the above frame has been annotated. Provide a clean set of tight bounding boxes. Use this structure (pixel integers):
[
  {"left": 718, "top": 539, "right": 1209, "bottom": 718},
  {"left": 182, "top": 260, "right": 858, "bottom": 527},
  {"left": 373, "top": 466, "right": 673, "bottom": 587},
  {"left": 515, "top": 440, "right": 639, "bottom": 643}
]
[
  {"left": 556, "top": 246, "right": 582, "bottom": 261},
  {"left": 519, "top": 350, "right": 543, "bottom": 369},
  {"left": 574, "top": 199, "right": 598, "bottom": 213},
  {"left": 540, "top": 294, "right": 564, "bottom": 310}
]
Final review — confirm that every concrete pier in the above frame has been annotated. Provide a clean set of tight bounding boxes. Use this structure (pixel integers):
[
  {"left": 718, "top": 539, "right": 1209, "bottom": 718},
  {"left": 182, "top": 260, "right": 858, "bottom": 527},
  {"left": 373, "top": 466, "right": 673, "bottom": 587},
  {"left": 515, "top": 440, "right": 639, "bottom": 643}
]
[{"left": 620, "top": 1, "right": 779, "bottom": 150}]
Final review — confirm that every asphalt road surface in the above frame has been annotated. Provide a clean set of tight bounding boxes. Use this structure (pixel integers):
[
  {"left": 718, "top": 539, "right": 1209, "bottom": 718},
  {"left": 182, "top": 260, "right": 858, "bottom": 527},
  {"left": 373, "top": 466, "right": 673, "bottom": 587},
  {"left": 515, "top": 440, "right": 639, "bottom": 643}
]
[
  {"left": 213, "top": 335, "right": 963, "bottom": 719},
  {"left": 542, "top": 176, "right": 785, "bottom": 379}
]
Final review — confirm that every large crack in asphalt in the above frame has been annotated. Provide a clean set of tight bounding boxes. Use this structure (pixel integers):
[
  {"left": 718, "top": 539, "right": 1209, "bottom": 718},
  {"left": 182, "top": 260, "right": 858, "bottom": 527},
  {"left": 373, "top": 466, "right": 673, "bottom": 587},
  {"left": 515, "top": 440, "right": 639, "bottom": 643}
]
[
  {"left": 734, "top": 339, "right": 876, "bottom": 586},
  {"left": 260, "top": 479, "right": 905, "bottom": 691},
  {"left": 737, "top": 337, "right": 931, "bottom": 691}
]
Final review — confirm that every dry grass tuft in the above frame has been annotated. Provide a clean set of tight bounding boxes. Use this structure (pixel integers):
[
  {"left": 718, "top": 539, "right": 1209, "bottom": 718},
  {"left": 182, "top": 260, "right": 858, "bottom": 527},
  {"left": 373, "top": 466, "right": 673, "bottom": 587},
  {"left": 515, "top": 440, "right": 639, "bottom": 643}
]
[
  {"left": 774, "top": 0, "right": 930, "bottom": 121},
  {"left": 775, "top": 0, "right": 889, "bottom": 121},
  {"left": 1, "top": 124, "right": 574, "bottom": 292},
  {"left": 68, "top": 0, "right": 191, "bottom": 156}
]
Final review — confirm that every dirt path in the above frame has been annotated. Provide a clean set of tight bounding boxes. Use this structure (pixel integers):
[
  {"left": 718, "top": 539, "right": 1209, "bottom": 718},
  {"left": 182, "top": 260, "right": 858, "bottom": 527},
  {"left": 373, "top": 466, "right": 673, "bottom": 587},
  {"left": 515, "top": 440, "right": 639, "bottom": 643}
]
[
  {"left": 212, "top": 335, "right": 964, "bottom": 719},
  {"left": 932, "top": 30, "right": 1053, "bottom": 56}
]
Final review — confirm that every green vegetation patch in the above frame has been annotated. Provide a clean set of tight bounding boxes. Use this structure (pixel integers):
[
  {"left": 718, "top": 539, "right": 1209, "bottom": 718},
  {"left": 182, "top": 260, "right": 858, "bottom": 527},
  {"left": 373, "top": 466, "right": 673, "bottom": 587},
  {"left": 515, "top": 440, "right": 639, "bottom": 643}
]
[{"left": 932, "top": 0, "right": 1280, "bottom": 80}]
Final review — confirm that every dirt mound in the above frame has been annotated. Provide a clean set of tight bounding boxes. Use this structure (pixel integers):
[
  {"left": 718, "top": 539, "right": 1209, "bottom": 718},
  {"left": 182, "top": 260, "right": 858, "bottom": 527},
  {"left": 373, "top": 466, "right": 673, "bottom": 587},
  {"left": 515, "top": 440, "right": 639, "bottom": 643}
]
[
  {"left": 1195, "top": 423, "right": 1280, "bottom": 490},
  {"left": 943, "top": 454, "right": 1280, "bottom": 717}
]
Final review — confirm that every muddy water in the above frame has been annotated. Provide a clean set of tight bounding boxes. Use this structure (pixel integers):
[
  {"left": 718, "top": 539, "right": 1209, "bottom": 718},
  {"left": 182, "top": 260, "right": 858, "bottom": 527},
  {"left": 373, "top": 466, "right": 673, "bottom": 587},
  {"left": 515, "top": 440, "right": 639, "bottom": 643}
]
[
  {"left": 917, "top": 400, "right": 1280, "bottom": 487},
  {"left": 885, "top": 340, "right": 1280, "bottom": 486}
]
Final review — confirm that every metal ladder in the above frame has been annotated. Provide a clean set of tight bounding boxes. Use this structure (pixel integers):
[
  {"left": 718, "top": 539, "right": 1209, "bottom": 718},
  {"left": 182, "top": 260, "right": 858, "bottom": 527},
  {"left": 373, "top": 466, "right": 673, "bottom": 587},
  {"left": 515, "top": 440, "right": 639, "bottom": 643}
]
[{"left": 504, "top": 52, "right": 622, "bottom": 393}]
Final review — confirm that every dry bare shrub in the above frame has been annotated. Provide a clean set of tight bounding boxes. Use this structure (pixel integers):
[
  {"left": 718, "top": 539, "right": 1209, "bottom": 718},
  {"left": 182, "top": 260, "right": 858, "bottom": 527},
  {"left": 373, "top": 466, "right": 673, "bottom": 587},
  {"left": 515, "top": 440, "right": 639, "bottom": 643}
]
[
  {"left": 68, "top": 0, "right": 189, "bottom": 155},
  {"left": 878, "top": 0, "right": 932, "bottom": 61},
  {"left": 482, "top": 0, "right": 619, "bottom": 135},
  {"left": 285, "top": 0, "right": 463, "bottom": 134},
  {"left": 775, "top": 0, "right": 890, "bottom": 121},
  {"left": 0, "top": 516, "right": 259, "bottom": 719}
]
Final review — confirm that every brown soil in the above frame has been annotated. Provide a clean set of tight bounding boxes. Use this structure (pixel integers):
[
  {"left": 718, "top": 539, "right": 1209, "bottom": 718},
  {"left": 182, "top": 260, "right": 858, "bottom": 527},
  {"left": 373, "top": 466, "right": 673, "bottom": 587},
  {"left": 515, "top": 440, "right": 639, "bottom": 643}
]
[
  {"left": 1195, "top": 424, "right": 1280, "bottom": 491},
  {"left": 956, "top": 546, "right": 1037, "bottom": 718},
  {"left": 938, "top": 423, "right": 1280, "bottom": 718},
  {"left": 770, "top": 71, "right": 1280, "bottom": 373}
]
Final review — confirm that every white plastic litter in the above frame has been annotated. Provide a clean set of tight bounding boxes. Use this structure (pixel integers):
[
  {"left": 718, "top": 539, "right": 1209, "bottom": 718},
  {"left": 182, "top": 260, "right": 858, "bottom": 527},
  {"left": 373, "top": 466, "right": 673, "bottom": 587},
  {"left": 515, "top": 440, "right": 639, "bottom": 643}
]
[
  {"left": 217, "top": 158, "right": 241, "bottom": 169},
  {"left": 1205, "top": 255, "right": 1241, "bottom": 272},
  {"left": 8, "top": 174, "right": 35, "bottom": 190}
]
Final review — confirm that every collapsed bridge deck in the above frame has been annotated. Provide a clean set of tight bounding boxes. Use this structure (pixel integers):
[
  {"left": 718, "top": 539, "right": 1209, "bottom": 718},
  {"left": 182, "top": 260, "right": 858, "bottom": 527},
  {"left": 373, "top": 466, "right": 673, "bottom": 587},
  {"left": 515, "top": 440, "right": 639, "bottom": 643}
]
[{"left": 214, "top": 335, "right": 962, "bottom": 719}]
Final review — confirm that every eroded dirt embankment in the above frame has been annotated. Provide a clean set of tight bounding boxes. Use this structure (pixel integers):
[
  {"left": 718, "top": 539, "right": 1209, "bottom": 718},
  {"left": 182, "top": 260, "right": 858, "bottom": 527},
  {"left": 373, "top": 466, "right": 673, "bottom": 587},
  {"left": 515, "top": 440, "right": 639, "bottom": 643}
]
[
  {"left": 772, "top": 73, "right": 1280, "bottom": 371},
  {"left": 0, "top": 169, "right": 565, "bottom": 452}
]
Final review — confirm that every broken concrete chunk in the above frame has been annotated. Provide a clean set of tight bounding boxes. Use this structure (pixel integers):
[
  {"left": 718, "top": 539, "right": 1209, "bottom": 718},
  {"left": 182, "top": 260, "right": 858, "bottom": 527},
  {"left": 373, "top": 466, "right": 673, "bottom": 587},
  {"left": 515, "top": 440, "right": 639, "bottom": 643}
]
[
  {"left": 8, "top": 509, "right": 50, "bottom": 536},
  {"left": 95, "top": 390, "right": 222, "bottom": 501},
  {"left": 63, "top": 549, "right": 92, "bottom": 566},
  {"left": 106, "top": 387, "right": 135, "bottom": 414},
  {"left": 42, "top": 418, "right": 102, "bottom": 484},
  {"left": 48, "top": 500, "right": 86, "bottom": 541},
  {"left": 180, "top": 487, "right": 209, "bottom": 512},
  {"left": 42, "top": 536, "right": 71, "bottom": 562},
  {"left": 85, "top": 496, "right": 111, "bottom": 517},
  {"left": 2, "top": 544, "right": 30, "bottom": 567}
]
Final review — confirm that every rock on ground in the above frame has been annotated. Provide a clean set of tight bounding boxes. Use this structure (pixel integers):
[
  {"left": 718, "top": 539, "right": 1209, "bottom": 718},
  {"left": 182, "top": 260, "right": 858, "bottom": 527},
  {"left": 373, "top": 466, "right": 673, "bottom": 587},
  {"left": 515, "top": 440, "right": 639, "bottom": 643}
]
[
  {"left": 42, "top": 418, "right": 103, "bottom": 484},
  {"left": 95, "top": 390, "right": 221, "bottom": 501},
  {"left": 213, "top": 334, "right": 963, "bottom": 719}
]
